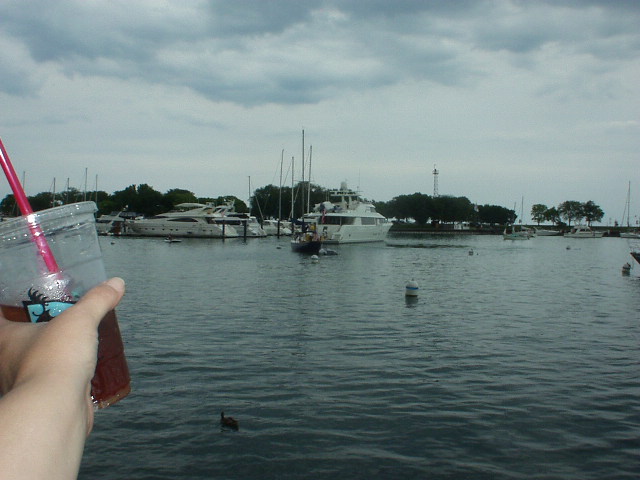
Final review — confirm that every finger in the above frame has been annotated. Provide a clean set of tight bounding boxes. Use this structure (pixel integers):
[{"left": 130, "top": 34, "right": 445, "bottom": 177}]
[{"left": 61, "top": 277, "right": 126, "bottom": 328}]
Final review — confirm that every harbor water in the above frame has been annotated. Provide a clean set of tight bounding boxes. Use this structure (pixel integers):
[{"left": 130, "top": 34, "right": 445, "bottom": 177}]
[{"left": 79, "top": 234, "right": 640, "bottom": 479}]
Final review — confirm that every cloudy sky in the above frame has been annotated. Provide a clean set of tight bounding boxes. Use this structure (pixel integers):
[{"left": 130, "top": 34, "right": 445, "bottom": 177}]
[{"left": 1, "top": 0, "right": 638, "bottom": 224}]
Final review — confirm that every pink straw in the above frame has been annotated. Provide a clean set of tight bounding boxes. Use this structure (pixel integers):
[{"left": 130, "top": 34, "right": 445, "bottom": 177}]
[{"left": 0, "top": 137, "right": 61, "bottom": 274}]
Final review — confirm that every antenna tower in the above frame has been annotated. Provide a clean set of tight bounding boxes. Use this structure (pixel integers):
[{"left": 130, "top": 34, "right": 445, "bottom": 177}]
[{"left": 432, "top": 164, "right": 439, "bottom": 197}]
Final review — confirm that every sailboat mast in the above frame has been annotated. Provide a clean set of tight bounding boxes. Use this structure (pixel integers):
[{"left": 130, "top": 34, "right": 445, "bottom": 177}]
[
  {"left": 278, "top": 150, "right": 283, "bottom": 236},
  {"left": 290, "top": 156, "right": 295, "bottom": 221},
  {"left": 307, "top": 145, "right": 312, "bottom": 214},
  {"left": 627, "top": 181, "right": 631, "bottom": 227},
  {"left": 301, "top": 129, "right": 305, "bottom": 217}
]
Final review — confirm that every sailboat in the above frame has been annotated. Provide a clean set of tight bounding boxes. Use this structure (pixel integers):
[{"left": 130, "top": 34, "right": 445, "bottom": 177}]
[
  {"left": 503, "top": 197, "right": 531, "bottom": 240},
  {"left": 621, "top": 182, "right": 640, "bottom": 238},
  {"left": 290, "top": 130, "right": 323, "bottom": 254}
]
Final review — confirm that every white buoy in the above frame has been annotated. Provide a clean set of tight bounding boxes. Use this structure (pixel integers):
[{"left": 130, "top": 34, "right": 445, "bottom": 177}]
[
  {"left": 405, "top": 279, "right": 419, "bottom": 297},
  {"left": 622, "top": 262, "right": 631, "bottom": 275},
  {"left": 310, "top": 254, "right": 319, "bottom": 263}
]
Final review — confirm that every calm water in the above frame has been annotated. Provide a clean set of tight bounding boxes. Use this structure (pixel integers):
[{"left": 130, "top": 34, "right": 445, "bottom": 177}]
[{"left": 79, "top": 234, "right": 640, "bottom": 480}]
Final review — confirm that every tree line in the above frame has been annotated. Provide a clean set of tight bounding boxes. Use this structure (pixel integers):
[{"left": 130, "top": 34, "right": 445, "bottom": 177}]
[
  {"left": 0, "top": 185, "right": 249, "bottom": 218},
  {"left": 530, "top": 201, "right": 604, "bottom": 227},
  {"left": 0, "top": 183, "right": 604, "bottom": 227}
]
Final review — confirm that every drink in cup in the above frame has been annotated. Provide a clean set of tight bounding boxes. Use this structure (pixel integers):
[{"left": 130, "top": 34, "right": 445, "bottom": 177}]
[{"left": 0, "top": 201, "right": 130, "bottom": 408}]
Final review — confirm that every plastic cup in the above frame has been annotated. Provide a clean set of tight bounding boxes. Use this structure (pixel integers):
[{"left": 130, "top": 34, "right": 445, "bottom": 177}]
[{"left": 0, "top": 201, "right": 130, "bottom": 408}]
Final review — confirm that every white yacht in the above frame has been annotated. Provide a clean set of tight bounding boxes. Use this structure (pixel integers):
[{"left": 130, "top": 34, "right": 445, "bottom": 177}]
[
  {"left": 262, "top": 219, "right": 292, "bottom": 236},
  {"left": 96, "top": 210, "right": 138, "bottom": 236},
  {"left": 300, "top": 182, "right": 391, "bottom": 244},
  {"left": 129, "top": 203, "right": 240, "bottom": 238},
  {"left": 564, "top": 225, "right": 603, "bottom": 238},
  {"left": 533, "top": 227, "right": 561, "bottom": 236},
  {"left": 213, "top": 211, "right": 267, "bottom": 237}
]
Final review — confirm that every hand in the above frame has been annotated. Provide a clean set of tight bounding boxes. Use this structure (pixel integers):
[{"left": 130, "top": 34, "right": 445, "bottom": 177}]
[{"left": 0, "top": 277, "right": 125, "bottom": 480}]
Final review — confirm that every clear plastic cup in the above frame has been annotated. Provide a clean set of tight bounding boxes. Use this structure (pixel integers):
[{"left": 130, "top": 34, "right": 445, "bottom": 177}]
[{"left": 0, "top": 201, "right": 130, "bottom": 408}]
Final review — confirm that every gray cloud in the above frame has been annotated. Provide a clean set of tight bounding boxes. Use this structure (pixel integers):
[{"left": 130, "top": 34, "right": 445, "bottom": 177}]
[
  {"left": 0, "top": 0, "right": 637, "bottom": 223},
  {"left": 1, "top": 0, "right": 638, "bottom": 106}
]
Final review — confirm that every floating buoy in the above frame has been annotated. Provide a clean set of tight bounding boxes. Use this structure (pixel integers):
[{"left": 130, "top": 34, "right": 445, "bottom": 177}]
[
  {"left": 468, "top": 249, "right": 474, "bottom": 256},
  {"left": 310, "top": 254, "right": 319, "bottom": 263},
  {"left": 405, "top": 279, "right": 419, "bottom": 297},
  {"left": 622, "top": 262, "right": 631, "bottom": 275},
  {"left": 566, "top": 245, "right": 571, "bottom": 250}
]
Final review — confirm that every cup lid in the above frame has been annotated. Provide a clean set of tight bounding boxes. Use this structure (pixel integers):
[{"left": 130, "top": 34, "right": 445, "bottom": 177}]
[{"left": 0, "top": 201, "right": 97, "bottom": 237}]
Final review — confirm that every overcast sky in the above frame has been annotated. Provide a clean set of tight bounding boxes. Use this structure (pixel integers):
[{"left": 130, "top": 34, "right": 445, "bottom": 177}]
[{"left": 1, "top": 0, "right": 638, "bottom": 224}]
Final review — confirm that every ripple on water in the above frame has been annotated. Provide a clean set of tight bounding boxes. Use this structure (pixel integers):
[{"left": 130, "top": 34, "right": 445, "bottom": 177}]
[{"left": 80, "top": 236, "right": 640, "bottom": 479}]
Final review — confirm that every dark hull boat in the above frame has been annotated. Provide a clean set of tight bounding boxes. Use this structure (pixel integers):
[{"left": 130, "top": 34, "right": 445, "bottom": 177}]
[
  {"left": 290, "top": 232, "right": 322, "bottom": 254},
  {"left": 290, "top": 238, "right": 322, "bottom": 254}
]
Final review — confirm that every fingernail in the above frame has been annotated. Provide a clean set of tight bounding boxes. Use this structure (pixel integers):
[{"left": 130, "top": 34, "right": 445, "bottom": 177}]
[{"left": 105, "top": 277, "right": 125, "bottom": 292}]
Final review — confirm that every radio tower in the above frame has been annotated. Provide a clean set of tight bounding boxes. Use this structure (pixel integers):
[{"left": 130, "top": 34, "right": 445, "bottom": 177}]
[{"left": 432, "top": 164, "right": 439, "bottom": 197}]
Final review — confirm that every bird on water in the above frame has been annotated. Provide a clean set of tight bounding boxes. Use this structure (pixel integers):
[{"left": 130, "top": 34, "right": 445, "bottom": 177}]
[{"left": 220, "top": 412, "right": 239, "bottom": 430}]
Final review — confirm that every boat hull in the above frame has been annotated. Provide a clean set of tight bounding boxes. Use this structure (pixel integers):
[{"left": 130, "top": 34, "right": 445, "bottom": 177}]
[
  {"left": 621, "top": 232, "right": 640, "bottom": 239},
  {"left": 564, "top": 232, "right": 604, "bottom": 238},
  {"left": 129, "top": 223, "right": 238, "bottom": 238},
  {"left": 535, "top": 229, "right": 562, "bottom": 236},
  {"left": 315, "top": 223, "right": 392, "bottom": 244},
  {"left": 290, "top": 240, "right": 322, "bottom": 254},
  {"left": 503, "top": 233, "right": 530, "bottom": 240}
]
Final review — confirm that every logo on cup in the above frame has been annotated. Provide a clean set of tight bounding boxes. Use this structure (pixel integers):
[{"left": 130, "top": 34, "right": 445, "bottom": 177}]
[{"left": 22, "top": 288, "right": 75, "bottom": 323}]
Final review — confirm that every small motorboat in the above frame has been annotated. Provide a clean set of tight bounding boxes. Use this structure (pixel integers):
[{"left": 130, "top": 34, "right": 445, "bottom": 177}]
[{"left": 290, "top": 229, "right": 322, "bottom": 254}]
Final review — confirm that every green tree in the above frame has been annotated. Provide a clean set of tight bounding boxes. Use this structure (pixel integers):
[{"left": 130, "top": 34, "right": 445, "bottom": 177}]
[
  {"left": 478, "top": 205, "right": 514, "bottom": 225},
  {"left": 110, "top": 184, "right": 164, "bottom": 217},
  {"left": 28, "top": 192, "right": 55, "bottom": 211},
  {"left": 581, "top": 200, "right": 604, "bottom": 226},
  {"left": 544, "top": 206, "right": 561, "bottom": 225},
  {"left": 384, "top": 193, "right": 432, "bottom": 224},
  {"left": 210, "top": 195, "right": 249, "bottom": 213},
  {"left": 558, "top": 201, "right": 584, "bottom": 226},
  {"left": 162, "top": 189, "right": 198, "bottom": 211},
  {"left": 0, "top": 194, "right": 17, "bottom": 215},
  {"left": 531, "top": 204, "right": 547, "bottom": 225}
]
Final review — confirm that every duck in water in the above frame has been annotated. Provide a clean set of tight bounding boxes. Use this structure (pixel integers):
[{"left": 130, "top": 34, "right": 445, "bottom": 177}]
[{"left": 220, "top": 412, "right": 239, "bottom": 430}]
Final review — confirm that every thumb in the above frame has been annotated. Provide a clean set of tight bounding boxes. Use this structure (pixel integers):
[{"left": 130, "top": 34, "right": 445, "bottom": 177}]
[{"left": 67, "top": 278, "right": 126, "bottom": 327}]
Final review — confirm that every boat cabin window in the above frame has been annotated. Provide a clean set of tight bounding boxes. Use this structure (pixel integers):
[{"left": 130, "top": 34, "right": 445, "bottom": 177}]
[
  {"left": 168, "top": 217, "right": 198, "bottom": 222},
  {"left": 323, "top": 217, "right": 354, "bottom": 225},
  {"left": 361, "top": 217, "right": 376, "bottom": 225}
]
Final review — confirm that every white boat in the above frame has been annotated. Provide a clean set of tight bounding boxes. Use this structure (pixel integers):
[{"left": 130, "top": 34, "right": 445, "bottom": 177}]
[
  {"left": 630, "top": 241, "right": 640, "bottom": 265},
  {"left": 214, "top": 210, "right": 267, "bottom": 237},
  {"left": 262, "top": 219, "right": 292, "bottom": 236},
  {"left": 96, "top": 210, "right": 139, "bottom": 236},
  {"left": 503, "top": 224, "right": 531, "bottom": 240},
  {"left": 129, "top": 203, "right": 240, "bottom": 238},
  {"left": 300, "top": 182, "right": 391, "bottom": 244},
  {"left": 564, "top": 225, "right": 603, "bottom": 238},
  {"left": 534, "top": 227, "right": 562, "bottom": 236},
  {"left": 620, "top": 230, "right": 640, "bottom": 239}
]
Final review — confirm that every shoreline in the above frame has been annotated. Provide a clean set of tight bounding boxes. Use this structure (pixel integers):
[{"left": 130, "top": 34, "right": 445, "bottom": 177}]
[{"left": 388, "top": 224, "right": 634, "bottom": 237}]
